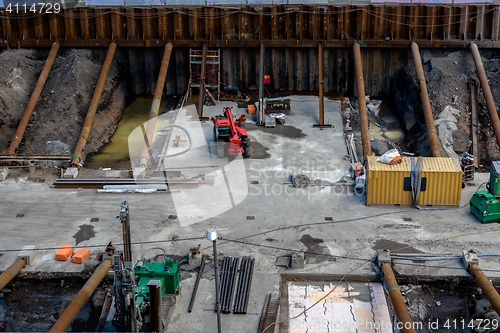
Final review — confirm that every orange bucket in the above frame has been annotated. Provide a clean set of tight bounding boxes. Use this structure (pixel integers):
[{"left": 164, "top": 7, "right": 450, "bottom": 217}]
[{"left": 247, "top": 104, "right": 256, "bottom": 115}]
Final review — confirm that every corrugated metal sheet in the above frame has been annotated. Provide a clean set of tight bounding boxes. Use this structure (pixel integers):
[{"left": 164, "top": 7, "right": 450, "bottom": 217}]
[
  {"left": 367, "top": 156, "right": 462, "bottom": 206},
  {"left": 86, "top": 0, "right": 125, "bottom": 5},
  {"left": 125, "top": 0, "right": 164, "bottom": 5}
]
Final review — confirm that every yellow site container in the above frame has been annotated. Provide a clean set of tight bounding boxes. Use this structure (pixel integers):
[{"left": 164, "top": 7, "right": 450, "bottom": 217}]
[{"left": 367, "top": 156, "right": 462, "bottom": 206}]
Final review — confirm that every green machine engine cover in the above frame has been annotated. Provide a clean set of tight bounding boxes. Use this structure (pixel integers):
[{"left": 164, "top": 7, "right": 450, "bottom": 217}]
[
  {"left": 470, "top": 190, "right": 500, "bottom": 223},
  {"left": 134, "top": 258, "right": 181, "bottom": 305},
  {"left": 490, "top": 161, "right": 500, "bottom": 197}
]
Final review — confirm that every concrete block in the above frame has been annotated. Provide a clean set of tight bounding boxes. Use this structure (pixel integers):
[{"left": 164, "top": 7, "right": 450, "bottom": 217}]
[
  {"left": 18, "top": 245, "right": 36, "bottom": 265},
  {"left": 0, "top": 168, "right": 9, "bottom": 181},
  {"left": 377, "top": 249, "right": 391, "bottom": 268},
  {"left": 133, "top": 167, "right": 146, "bottom": 179},
  {"left": 63, "top": 167, "right": 79, "bottom": 179},
  {"left": 291, "top": 252, "right": 305, "bottom": 268},
  {"left": 462, "top": 250, "right": 479, "bottom": 269}
]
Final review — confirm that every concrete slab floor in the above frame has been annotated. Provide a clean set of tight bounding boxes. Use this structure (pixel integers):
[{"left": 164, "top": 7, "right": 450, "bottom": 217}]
[{"left": 1, "top": 96, "right": 500, "bottom": 332}]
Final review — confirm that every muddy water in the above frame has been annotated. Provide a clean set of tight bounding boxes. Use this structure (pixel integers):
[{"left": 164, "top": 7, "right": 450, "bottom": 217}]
[
  {"left": 369, "top": 100, "right": 406, "bottom": 144},
  {"left": 86, "top": 97, "right": 171, "bottom": 170}
]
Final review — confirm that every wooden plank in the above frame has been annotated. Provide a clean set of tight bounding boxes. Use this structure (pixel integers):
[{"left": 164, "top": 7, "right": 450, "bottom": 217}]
[{"left": 470, "top": 79, "right": 480, "bottom": 168}]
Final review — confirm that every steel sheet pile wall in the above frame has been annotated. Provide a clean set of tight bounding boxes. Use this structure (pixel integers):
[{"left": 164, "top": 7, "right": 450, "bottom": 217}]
[
  {"left": 1, "top": 5, "right": 500, "bottom": 48},
  {"left": 367, "top": 156, "right": 462, "bottom": 206}
]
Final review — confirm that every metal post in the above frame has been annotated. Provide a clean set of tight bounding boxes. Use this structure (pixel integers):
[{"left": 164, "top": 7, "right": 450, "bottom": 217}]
[
  {"left": 49, "top": 259, "right": 112, "bottom": 333},
  {"left": 470, "top": 42, "right": 500, "bottom": 150},
  {"left": 352, "top": 42, "right": 372, "bottom": 158},
  {"left": 213, "top": 240, "right": 222, "bottom": 333},
  {"left": 411, "top": 42, "right": 441, "bottom": 157},
  {"left": 381, "top": 263, "right": 416, "bottom": 333},
  {"left": 318, "top": 43, "right": 324, "bottom": 125},
  {"left": 258, "top": 43, "right": 265, "bottom": 125},
  {"left": 71, "top": 42, "right": 117, "bottom": 167},
  {"left": 197, "top": 42, "right": 208, "bottom": 118},
  {"left": 119, "top": 200, "right": 132, "bottom": 263},
  {"left": 7, "top": 42, "right": 60, "bottom": 156},
  {"left": 148, "top": 280, "right": 162, "bottom": 332},
  {"left": 137, "top": 42, "right": 173, "bottom": 168},
  {"left": 188, "top": 254, "right": 208, "bottom": 312},
  {"left": 469, "top": 263, "right": 500, "bottom": 314},
  {"left": 0, "top": 258, "right": 26, "bottom": 291}
]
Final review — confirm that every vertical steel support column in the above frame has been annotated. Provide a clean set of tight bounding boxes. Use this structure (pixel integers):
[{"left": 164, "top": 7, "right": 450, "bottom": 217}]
[
  {"left": 0, "top": 258, "right": 26, "bottom": 291},
  {"left": 48, "top": 259, "right": 112, "bottom": 333},
  {"left": 148, "top": 280, "right": 162, "bottom": 332},
  {"left": 352, "top": 42, "right": 371, "bottom": 158},
  {"left": 318, "top": 43, "right": 324, "bottom": 125},
  {"left": 197, "top": 42, "right": 208, "bottom": 118},
  {"left": 213, "top": 240, "right": 222, "bottom": 333},
  {"left": 411, "top": 42, "right": 441, "bottom": 157},
  {"left": 381, "top": 263, "right": 417, "bottom": 333},
  {"left": 7, "top": 42, "right": 60, "bottom": 155},
  {"left": 469, "top": 263, "right": 500, "bottom": 314},
  {"left": 71, "top": 42, "right": 117, "bottom": 166},
  {"left": 137, "top": 42, "right": 173, "bottom": 168},
  {"left": 119, "top": 200, "right": 133, "bottom": 263},
  {"left": 258, "top": 43, "right": 265, "bottom": 125},
  {"left": 470, "top": 42, "right": 500, "bottom": 149}
]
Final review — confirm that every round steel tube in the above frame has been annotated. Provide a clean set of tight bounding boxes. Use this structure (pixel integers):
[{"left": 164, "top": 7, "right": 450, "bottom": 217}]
[
  {"left": 49, "top": 259, "right": 112, "bottom": 333},
  {"left": 137, "top": 42, "right": 173, "bottom": 168},
  {"left": 352, "top": 42, "right": 371, "bottom": 158},
  {"left": 213, "top": 240, "right": 222, "bottom": 333},
  {"left": 469, "top": 263, "right": 500, "bottom": 314},
  {"left": 381, "top": 263, "right": 416, "bottom": 333},
  {"left": 0, "top": 258, "right": 26, "bottom": 291},
  {"left": 71, "top": 42, "right": 117, "bottom": 166},
  {"left": 470, "top": 42, "right": 500, "bottom": 149},
  {"left": 411, "top": 42, "right": 441, "bottom": 157},
  {"left": 7, "top": 42, "right": 60, "bottom": 156},
  {"left": 318, "top": 42, "right": 324, "bottom": 125},
  {"left": 197, "top": 42, "right": 208, "bottom": 117}
]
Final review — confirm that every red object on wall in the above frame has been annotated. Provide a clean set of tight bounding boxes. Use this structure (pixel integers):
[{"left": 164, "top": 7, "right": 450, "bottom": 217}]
[{"left": 264, "top": 74, "right": 271, "bottom": 85}]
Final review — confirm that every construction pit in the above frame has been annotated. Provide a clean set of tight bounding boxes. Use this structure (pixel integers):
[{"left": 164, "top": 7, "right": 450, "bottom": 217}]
[
  {"left": 4, "top": 4, "right": 500, "bottom": 332},
  {"left": 2, "top": 93, "right": 500, "bottom": 332}
]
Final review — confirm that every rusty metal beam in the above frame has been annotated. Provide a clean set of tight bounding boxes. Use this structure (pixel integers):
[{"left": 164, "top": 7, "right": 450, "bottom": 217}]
[
  {"left": 471, "top": 42, "right": 500, "bottom": 150},
  {"left": 0, "top": 258, "right": 26, "bottom": 291},
  {"left": 48, "top": 259, "right": 112, "bottom": 333},
  {"left": 137, "top": 43, "right": 173, "bottom": 168},
  {"left": 197, "top": 42, "right": 208, "bottom": 118},
  {"left": 318, "top": 42, "right": 324, "bottom": 125},
  {"left": 6, "top": 42, "right": 60, "bottom": 156},
  {"left": 381, "top": 263, "right": 416, "bottom": 333},
  {"left": 71, "top": 42, "right": 117, "bottom": 167},
  {"left": 469, "top": 263, "right": 500, "bottom": 315},
  {"left": 353, "top": 42, "right": 371, "bottom": 159},
  {"left": 411, "top": 42, "right": 441, "bottom": 157}
]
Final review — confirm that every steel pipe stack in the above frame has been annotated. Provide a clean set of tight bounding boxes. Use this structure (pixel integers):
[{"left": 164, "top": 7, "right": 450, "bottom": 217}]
[{"left": 233, "top": 257, "right": 255, "bottom": 314}]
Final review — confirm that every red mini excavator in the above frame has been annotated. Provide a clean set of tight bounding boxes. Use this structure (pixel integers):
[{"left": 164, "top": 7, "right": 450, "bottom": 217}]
[{"left": 212, "top": 107, "right": 251, "bottom": 158}]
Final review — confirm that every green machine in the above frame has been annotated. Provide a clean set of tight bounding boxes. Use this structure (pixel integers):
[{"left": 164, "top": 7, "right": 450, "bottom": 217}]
[
  {"left": 134, "top": 258, "right": 181, "bottom": 306},
  {"left": 470, "top": 161, "right": 500, "bottom": 223}
]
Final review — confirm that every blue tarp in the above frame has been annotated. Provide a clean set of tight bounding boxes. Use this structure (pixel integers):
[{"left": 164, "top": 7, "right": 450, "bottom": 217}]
[{"left": 85, "top": 0, "right": 125, "bottom": 6}]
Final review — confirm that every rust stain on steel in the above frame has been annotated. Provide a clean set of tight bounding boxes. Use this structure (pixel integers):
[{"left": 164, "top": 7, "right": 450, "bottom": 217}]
[
  {"left": 137, "top": 42, "right": 173, "bottom": 168},
  {"left": 353, "top": 41, "right": 371, "bottom": 159},
  {"left": 411, "top": 42, "right": 441, "bottom": 157},
  {"left": 71, "top": 42, "right": 117, "bottom": 166},
  {"left": 0, "top": 6, "right": 498, "bottom": 48},
  {"left": 382, "top": 263, "right": 417, "bottom": 333},
  {"left": 471, "top": 42, "right": 500, "bottom": 151}
]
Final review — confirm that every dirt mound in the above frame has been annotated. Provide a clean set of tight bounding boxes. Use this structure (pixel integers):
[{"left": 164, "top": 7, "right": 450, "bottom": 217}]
[
  {"left": 0, "top": 49, "right": 46, "bottom": 151},
  {"left": 390, "top": 49, "right": 500, "bottom": 165},
  {"left": 0, "top": 48, "right": 127, "bottom": 164}
]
